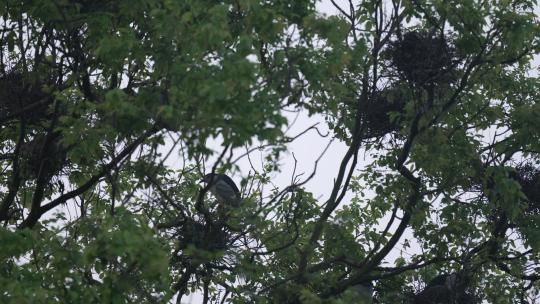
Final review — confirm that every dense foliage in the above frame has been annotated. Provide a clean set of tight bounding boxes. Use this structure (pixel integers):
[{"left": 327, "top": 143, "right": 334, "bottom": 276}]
[{"left": 1, "top": 0, "right": 539, "bottom": 303}]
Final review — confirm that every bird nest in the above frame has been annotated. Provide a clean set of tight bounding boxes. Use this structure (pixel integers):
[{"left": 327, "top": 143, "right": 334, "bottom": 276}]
[
  {"left": 359, "top": 90, "right": 405, "bottom": 139},
  {"left": 0, "top": 70, "right": 52, "bottom": 123},
  {"left": 514, "top": 163, "right": 540, "bottom": 213},
  {"left": 177, "top": 218, "right": 229, "bottom": 252},
  {"left": 20, "top": 134, "right": 68, "bottom": 181},
  {"left": 389, "top": 31, "right": 456, "bottom": 88}
]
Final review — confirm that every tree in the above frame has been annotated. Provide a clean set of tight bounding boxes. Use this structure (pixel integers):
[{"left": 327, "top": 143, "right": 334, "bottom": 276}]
[{"left": 0, "top": 0, "right": 539, "bottom": 303}]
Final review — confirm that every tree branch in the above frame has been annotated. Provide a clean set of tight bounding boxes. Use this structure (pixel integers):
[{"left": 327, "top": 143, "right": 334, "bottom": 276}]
[{"left": 19, "top": 128, "right": 157, "bottom": 228}]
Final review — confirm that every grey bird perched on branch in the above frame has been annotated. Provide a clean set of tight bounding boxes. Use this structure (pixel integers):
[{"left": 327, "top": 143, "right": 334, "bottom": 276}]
[
  {"left": 414, "top": 272, "right": 473, "bottom": 304},
  {"left": 350, "top": 282, "right": 373, "bottom": 302},
  {"left": 200, "top": 173, "right": 241, "bottom": 207}
]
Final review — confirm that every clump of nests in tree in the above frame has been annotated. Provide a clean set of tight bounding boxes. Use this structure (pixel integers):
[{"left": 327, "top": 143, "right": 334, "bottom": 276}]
[
  {"left": 177, "top": 218, "right": 229, "bottom": 252},
  {"left": 358, "top": 30, "right": 458, "bottom": 140},
  {"left": 0, "top": 70, "right": 53, "bottom": 123},
  {"left": 389, "top": 30, "right": 456, "bottom": 88}
]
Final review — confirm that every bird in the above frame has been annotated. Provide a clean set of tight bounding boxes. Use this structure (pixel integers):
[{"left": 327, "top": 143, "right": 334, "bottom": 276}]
[
  {"left": 350, "top": 282, "right": 373, "bottom": 302},
  {"left": 200, "top": 173, "right": 241, "bottom": 207},
  {"left": 414, "top": 273, "right": 473, "bottom": 304}
]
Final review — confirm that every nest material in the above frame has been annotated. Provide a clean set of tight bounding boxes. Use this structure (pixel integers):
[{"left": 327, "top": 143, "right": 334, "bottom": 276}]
[
  {"left": 390, "top": 31, "right": 455, "bottom": 88},
  {"left": 20, "top": 134, "right": 67, "bottom": 181},
  {"left": 0, "top": 71, "right": 51, "bottom": 123},
  {"left": 514, "top": 163, "right": 540, "bottom": 213},
  {"left": 359, "top": 92, "right": 405, "bottom": 139},
  {"left": 178, "top": 218, "right": 228, "bottom": 252}
]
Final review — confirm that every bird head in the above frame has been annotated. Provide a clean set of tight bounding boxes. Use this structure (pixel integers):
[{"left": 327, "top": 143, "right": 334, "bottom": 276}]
[
  {"left": 199, "top": 172, "right": 241, "bottom": 207},
  {"left": 200, "top": 173, "right": 218, "bottom": 184}
]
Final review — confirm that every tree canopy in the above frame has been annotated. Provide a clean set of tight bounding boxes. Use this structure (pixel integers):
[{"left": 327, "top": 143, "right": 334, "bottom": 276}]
[{"left": 1, "top": 0, "right": 539, "bottom": 303}]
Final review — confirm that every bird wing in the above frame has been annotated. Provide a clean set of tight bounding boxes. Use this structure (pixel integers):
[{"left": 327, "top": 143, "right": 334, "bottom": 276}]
[
  {"left": 219, "top": 175, "right": 241, "bottom": 196},
  {"left": 214, "top": 181, "right": 240, "bottom": 200}
]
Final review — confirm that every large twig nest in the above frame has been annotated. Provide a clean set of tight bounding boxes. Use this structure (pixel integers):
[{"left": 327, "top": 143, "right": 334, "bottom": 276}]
[
  {"left": 178, "top": 218, "right": 228, "bottom": 252},
  {"left": 0, "top": 70, "right": 52, "bottom": 123},
  {"left": 359, "top": 90, "right": 405, "bottom": 139},
  {"left": 389, "top": 31, "right": 456, "bottom": 88},
  {"left": 514, "top": 163, "right": 540, "bottom": 214},
  {"left": 20, "top": 134, "right": 68, "bottom": 181}
]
